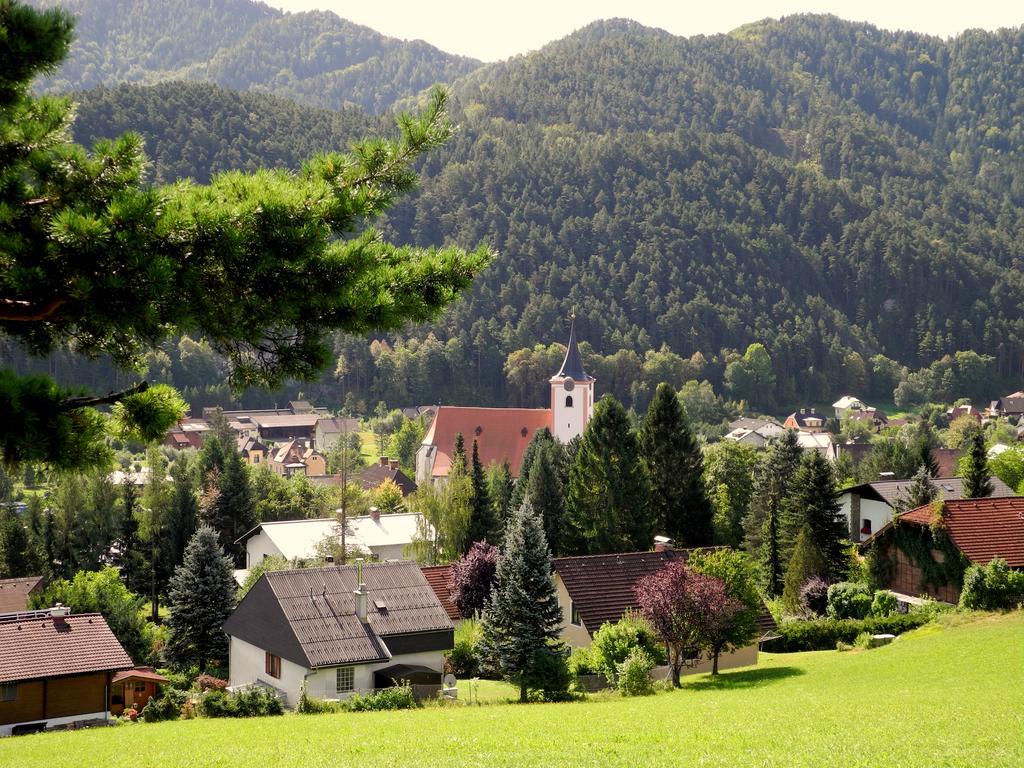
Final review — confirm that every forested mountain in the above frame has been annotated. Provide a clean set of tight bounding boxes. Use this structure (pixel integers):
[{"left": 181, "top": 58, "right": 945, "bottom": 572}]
[
  {"left": 22, "top": 10, "right": 1024, "bottom": 416},
  {"left": 29, "top": 0, "right": 480, "bottom": 112}
]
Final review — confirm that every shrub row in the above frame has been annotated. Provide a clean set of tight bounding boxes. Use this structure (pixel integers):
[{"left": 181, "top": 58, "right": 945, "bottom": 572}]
[{"left": 762, "top": 613, "right": 931, "bottom": 653}]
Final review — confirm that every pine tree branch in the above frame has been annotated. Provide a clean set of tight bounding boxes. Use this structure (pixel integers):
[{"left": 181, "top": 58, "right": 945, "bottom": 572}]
[
  {"left": 0, "top": 296, "right": 68, "bottom": 322},
  {"left": 60, "top": 381, "right": 149, "bottom": 410}
]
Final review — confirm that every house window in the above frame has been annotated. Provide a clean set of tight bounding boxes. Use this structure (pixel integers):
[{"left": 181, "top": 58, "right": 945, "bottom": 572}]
[
  {"left": 0, "top": 684, "right": 16, "bottom": 702},
  {"left": 265, "top": 652, "right": 281, "bottom": 679},
  {"left": 134, "top": 681, "right": 148, "bottom": 694},
  {"left": 570, "top": 600, "right": 582, "bottom": 627},
  {"left": 253, "top": 455, "right": 260, "bottom": 464},
  {"left": 861, "top": 519, "right": 873, "bottom": 536},
  {"left": 336, "top": 666, "right": 354, "bottom": 693},
  {"left": 565, "top": 395, "right": 573, "bottom": 408}
]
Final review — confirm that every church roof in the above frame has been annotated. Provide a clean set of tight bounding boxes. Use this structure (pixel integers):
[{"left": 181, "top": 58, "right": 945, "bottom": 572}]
[
  {"left": 421, "top": 407, "right": 553, "bottom": 478},
  {"left": 553, "top": 317, "right": 592, "bottom": 382}
]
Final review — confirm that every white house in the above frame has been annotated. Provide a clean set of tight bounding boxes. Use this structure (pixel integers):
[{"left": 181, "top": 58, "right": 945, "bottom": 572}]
[
  {"left": 724, "top": 418, "right": 787, "bottom": 448},
  {"left": 235, "top": 511, "right": 425, "bottom": 571},
  {"left": 833, "top": 395, "right": 866, "bottom": 420},
  {"left": 795, "top": 430, "right": 836, "bottom": 460},
  {"left": 224, "top": 561, "right": 453, "bottom": 706},
  {"left": 839, "top": 476, "right": 1016, "bottom": 542}
]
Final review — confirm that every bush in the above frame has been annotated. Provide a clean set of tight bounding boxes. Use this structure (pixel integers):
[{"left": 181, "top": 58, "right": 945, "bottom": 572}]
[
  {"left": 616, "top": 648, "right": 655, "bottom": 697},
  {"left": 297, "top": 681, "right": 342, "bottom": 714},
  {"left": 197, "top": 690, "right": 236, "bottom": 718},
  {"left": 523, "top": 648, "right": 573, "bottom": 702},
  {"left": 959, "top": 558, "right": 1024, "bottom": 611},
  {"left": 567, "top": 647, "right": 598, "bottom": 677},
  {"left": 195, "top": 674, "right": 228, "bottom": 692},
  {"left": 347, "top": 685, "right": 416, "bottom": 712},
  {"left": 826, "top": 582, "right": 873, "bottom": 619},
  {"left": 445, "top": 619, "right": 482, "bottom": 678},
  {"left": 589, "top": 612, "right": 666, "bottom": 682},
  {"left": 799, "top": 577, "right": 830, "bottom": 616},
  {"left": 156, "top": 668, "right": 194, "bottom": 691},
  {"left": 232, "top": 686, "right": 284, "bottom": 717},
  {"left": 854, "top": 631, "right": 873, "bottom": 650},
  {"left": 762, "top": 614, "right": 930, "bottom": 653},
  {"left": 141, "top": 689, "right": 188, "bottom": 723},
  {"left": 870, "top": 590, "right": 898, "bottom": 618}
]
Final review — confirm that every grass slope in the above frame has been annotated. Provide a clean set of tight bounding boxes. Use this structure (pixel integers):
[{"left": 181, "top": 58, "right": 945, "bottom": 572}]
[{"left": 3, "top": 613, "right": 1022, "bottom": 767}]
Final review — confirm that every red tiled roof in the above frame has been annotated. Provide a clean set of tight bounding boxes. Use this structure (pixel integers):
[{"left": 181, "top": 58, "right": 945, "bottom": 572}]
[
  {"left": 111, "top": 668, "right": 168, "bottom": 685},
  {"left": 422, "top": 406, "right": 553, "bottom": 478},
  {"left": 420, "top": 565, "right": 460, "bottom": 621},
  {"left": 0, "top": 575, "right": 44, "bottom": 613},
  {"left": 0, "top": 613, "right": 134, "bottom": 683},
  {"left": 895, "top": 497, "right": 1024, "bottom": 567}
]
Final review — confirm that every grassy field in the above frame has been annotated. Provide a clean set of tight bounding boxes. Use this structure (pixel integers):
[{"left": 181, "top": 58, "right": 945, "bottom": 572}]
[{"left": 3, "top": 613, "right": 1022, "bottom": 767}]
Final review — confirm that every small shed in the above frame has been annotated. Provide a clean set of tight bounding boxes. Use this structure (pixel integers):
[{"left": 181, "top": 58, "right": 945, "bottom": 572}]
[{"left": 110, "top": 668, "right": 168, "bottom": 715}]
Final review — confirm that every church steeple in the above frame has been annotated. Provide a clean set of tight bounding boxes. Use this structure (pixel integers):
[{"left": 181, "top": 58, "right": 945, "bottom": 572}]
[{"left": 554, "top": 313, "right": 592, "bottom": 381}]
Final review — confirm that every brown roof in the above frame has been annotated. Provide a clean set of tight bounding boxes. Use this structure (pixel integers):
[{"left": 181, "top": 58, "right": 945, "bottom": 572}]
[
  {"left": 111, "top": 667, "right": 168, "bottom": 685},
  {"left": 357, "top": 462, "right": 418, "bottom": 496},
  {"left": 422, "top": 406, "right": 552, "bottom": 478},
  {"left": 420, "top": 565, "right": 460, "bottom": 621},
  {"left": 889, "top": 497, "right": 1024, "bottom": 567},
  {"left": 0, "top": 575, "right": 44, "bottom": 613},
  {"left": 224, "top": 562, "right": 453, "bottom": 669},
  {"left": 0, "top": 613, "right": 134, "bottom": 684}
]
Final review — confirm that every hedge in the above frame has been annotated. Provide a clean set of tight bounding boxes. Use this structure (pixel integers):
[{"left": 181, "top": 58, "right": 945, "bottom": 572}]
[{"left": 762, "top": 613, "right": 930, "bottom": 652}]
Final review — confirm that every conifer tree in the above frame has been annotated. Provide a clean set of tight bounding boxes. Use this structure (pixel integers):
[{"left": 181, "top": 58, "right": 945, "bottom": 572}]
[
  {"left": 783, "top": 451, "right": 848, "bottom": 582},
  {"left": 116, "top": 477, "right": 145, "bottom": 592},
  {"left": 486, "top": 460, "right": 514, "bottom": 540},
  {"left": 743, "top": 430, "right": 801, "bottom": 596},
  {"left": 480, "top": 500, "right": 562, "bottom": 702},
  {"left": 781, "top": 525, "right": 826, "bottom": 613},
  {"left": 566, "top": 395, "right": 653, "bottom": 554},
  {"left": 203, "top": 451, "right": 254, "bottom": 564},
  {"left": 452, "top": 433, "right": 467, "bottom": 474},
  {"left": 466, "top": 440, "right": 497, "bottom": 547},
  {"left": 0, "top": 508, "right": 33, "bottom": 578},
  {"left": 963, "top": 431, "right": 994, "bottom": 499},
  {"left": 526, "top": 442, "right": 567, "bottom": 556},
  {"left": 638, "top": 382, "right": 712, "bottom": 546},
  {"left": 198, "top": 435, "right": 227, "bottom": 490},
  {"left": 167, "top": 455, "right": 199, "bottom": 572},
  {"left": 166, "top": 527, "right": 237, "bottom": 673},
  {"left": 893, "top": 464, "right": 938, "bottom": 513},
  {"left": 510, "top": 428, "right": 556, "bottom": 513},
  {"left": 911, "top": 422, "right": 940, "bottom": 477}
]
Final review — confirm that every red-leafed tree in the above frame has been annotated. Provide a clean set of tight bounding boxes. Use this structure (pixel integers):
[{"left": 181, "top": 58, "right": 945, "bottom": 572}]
[
  {"left": 449, "top": 540, "right": 499, "bottom": 618},
  {"left": 635, "top": 560, "right": 743, "bottom": 684}
]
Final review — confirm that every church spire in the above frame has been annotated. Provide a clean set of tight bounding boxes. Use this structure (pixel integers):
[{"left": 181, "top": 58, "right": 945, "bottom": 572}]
[{"left": 555, "top": 312, "right": 591, "bottom": 381}]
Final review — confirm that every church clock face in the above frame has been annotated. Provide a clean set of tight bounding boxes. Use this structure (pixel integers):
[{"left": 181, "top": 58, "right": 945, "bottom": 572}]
[{"left": 563, "top": 379, "right": 575, "bottom": 392}]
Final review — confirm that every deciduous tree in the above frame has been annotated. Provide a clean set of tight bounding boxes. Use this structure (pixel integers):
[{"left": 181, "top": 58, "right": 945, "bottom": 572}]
[{"left": 449, "top": 540, "right": 499, "bottom": 618}]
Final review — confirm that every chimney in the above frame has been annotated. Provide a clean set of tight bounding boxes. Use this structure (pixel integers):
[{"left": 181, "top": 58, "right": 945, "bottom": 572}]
[
  {"left": 369, "top": 506, "right": 380, "bottom": 523},
  {"left": 653, "top": 535, "right": 674, "bottom": 552},
  {"left": 353, "top": 558, "right": 367, "bottom": 622},
  {"left": 800, "top": 408, "right": 806, "bottom": 415},
  {"left": 379, "top": 456, "right": 389, "bottom": 467},
  {"left": 49, "top": 604, "right": 70, "bottom": 618},
  {"left": 389, "top": 459, "right": 399, "bottom": 471}
]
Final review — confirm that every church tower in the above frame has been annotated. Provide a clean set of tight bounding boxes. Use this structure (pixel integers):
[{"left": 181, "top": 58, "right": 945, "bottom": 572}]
[{"left": 550, "top": 315, "right": 595, "bottom": 444}]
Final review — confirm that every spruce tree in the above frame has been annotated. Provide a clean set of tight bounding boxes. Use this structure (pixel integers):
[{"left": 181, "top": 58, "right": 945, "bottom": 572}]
[
  {"left": 203, "top": 451, "right": 254, "bottom": 564},
  {"left": 638, "top": 382, "right": 713, "bottom": 546},
  {"left": 452, "top": 433, "right": 467, "bottom": 474},
  {"left": 466, "top": 440, "right": 497, "bottom": 547},
  {"left": 167, "top": 455, "right": 199, "bottom": 572},
  {"left": 486, "top": 460, "right": 514, "bottom": 540},
  {"left": 526, "top": 442, "right": 567, "bottom": 556},
  {"left": 743, "top": 430, "right": 801, "bottom": 596},
  {"left": 197, "top": 435, "right": 226, "bottom": 490},
  {"left": 166, "top": 527, "right": 237, "bottom": 673},
  {"left": 480, "top": 500, "right": 562, "bottom": 702},
  {"left": 510, "top": 428, "right": 556, "bottom": 513},
  {"left": 911, "top": 422, "right": 940, "bottom": 478},
  {"left": 963, "top": 431, "right": 994, "bottom": 498},
  {"left": 783, "top": 451, "right": 848, "bottom": 582},
  {"left": 893, "top": 465, "right": 938, "bottom": 513},
  {"left": 566, "top": 395, "right": 652, "bottom": 554},
  {"left": 781, "top": 525, "right": 826, "bottom": 614},
  {"left": 116, "top": 477, "right": 145, "bottom": 592}
]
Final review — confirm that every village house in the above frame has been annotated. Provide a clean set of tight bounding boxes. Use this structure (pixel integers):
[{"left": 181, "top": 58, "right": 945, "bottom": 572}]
[
  {"left": 783, "top": 408, "right": 827, "bottom": 433},
  {"left": 224, "top": 561, "right": 453, "bottom": 706},
  {"left": 235, "top": 510, "right": 425, "bottom": 575},
  {"left": 238, "top": 436, "right": 270, "bottom": 467},
  {"left": 724, "top": 417, "right": 787, "bottom": 448},
  {"left": 947, "top": 403, "right": 983, "bottom": 423},
  {"left": 863, "top": 497, "right": 1024, "bottom": 603},
  {"left": 268, "top": 439, "right": 327, "bottom": 477},
  {"left": 551, "top": 549, "right": 777, "bottom": 677},
  {"left": 0, "top": 607, "right": 136, "bottom": 736},
  {"left": 0, "top": 576, "right": 45, "bottom": 614},
  {"left": 420, "top": 565, "right": 461, "bottom": 624},
  {"left": 839, "top": 476, "right": 1015, "bottom": 542},
  {"left": 832, "top": 395, "right": 866, "bottom": 420},
  {"left": 417, "top": 318, "right": 595, "bottom": 483},
  {"left": 997, "top": 391, "right": 1024, "bottom": 418},
  {"left": 314, "top": 416, "right": 361, "bottom": 452},
  {"left": 357, "top": 457, "right": 418, "bottom": 496}
]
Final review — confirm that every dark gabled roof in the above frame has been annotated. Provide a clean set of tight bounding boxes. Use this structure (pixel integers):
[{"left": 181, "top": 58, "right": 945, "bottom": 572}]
[
  {"left": 420, "top": 565, "right": 460, "bottom": 621},
  {"left": 553, "top": 316, "right": 592, "bottom": 382},
  {"left": 357, "top": 463, "right": 418, "bottom": 496},
  {"left": 867, "top": 497, "right": 1024, "bottom": 567},
  {"left": 0, "top": 613, "right": 134, "bottom": 684},
  {"left": 552, "top": 550, "right": 701, "bottom": 633},
  {"left": 786, "top": 409, "right": 826, "bottom": 427},
  {"left": 842, "top": 476, "right": 1014, "bottom": 507},
  {"left": 223, "top": 562, "right": 453, "bottom": 670},
  {"left": 0, "top": 575, "right": 44, "bottom": 613}
]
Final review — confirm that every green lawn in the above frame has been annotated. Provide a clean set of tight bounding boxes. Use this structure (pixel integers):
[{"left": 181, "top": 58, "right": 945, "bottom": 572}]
[{"left": 3, "top": 613, "right": 1022, "bottom": 767}]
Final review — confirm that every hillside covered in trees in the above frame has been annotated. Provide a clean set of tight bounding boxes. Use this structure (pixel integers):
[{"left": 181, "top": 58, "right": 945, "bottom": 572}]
[
  {"left": 29, "top": 0, "right": 480, "bottom": 112},
  {"left": 21, "top": 5, "right": 1024, "bottom": 416}
]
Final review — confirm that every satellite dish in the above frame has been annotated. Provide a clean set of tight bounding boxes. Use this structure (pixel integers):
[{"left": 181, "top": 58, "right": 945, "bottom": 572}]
[{"left": 443, "top": 674, "right": 457, "bottom": 688}]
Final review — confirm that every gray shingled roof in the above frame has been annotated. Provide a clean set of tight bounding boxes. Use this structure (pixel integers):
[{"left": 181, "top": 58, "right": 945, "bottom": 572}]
[
  {"left": 224, "top": 561, "right": 452, "bottom": 669},
  {"left": 845, "top": 476, "right": 1015, "bottom": 507}
]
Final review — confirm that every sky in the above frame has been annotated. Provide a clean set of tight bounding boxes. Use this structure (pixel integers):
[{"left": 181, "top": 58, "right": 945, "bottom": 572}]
[{"left": 264, "top": 1, "right": 1023, "bottom": 61}]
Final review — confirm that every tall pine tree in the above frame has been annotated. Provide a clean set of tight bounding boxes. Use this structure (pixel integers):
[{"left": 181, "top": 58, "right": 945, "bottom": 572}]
[
  {"left": 963, "top": 431, "right": 994, "bottom": 498},
  {"left": 893, "top": 464, "right": 938, "bottom": 513},
  {"left": 638, "top": 382, "right": 713, "bottom": 546},
  {"left": 167, "top": 454, "right": 199, "bottom": 572},
  {"left": 526, "top": 442, "right": 567, "bottom": 556},
  {"left": 486, "top": 460, "right": 514, "bottom": 540},
  {"left": 466, "top": 440, "right": 497, "bottom": 546},
  {"left": 203, "top": 451, "right": 254, "bottom": 564},
  {"left": 165, "top": 526, "right": 237, "bottom": 673},
  {"left": 510, "top": 428, "right": 556, "bottom": 513},
  {"left": 566, "top": 395, "right": 652, "bottom": 554},
  {"left": 480, "top": 499, "right": 562, "bottom": 702},
  {"left": 743, "top": 430, "right": 802, "bottom": 596},
  {"left": 783, "top": 451, "right": 848, "bottom": 582}
]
